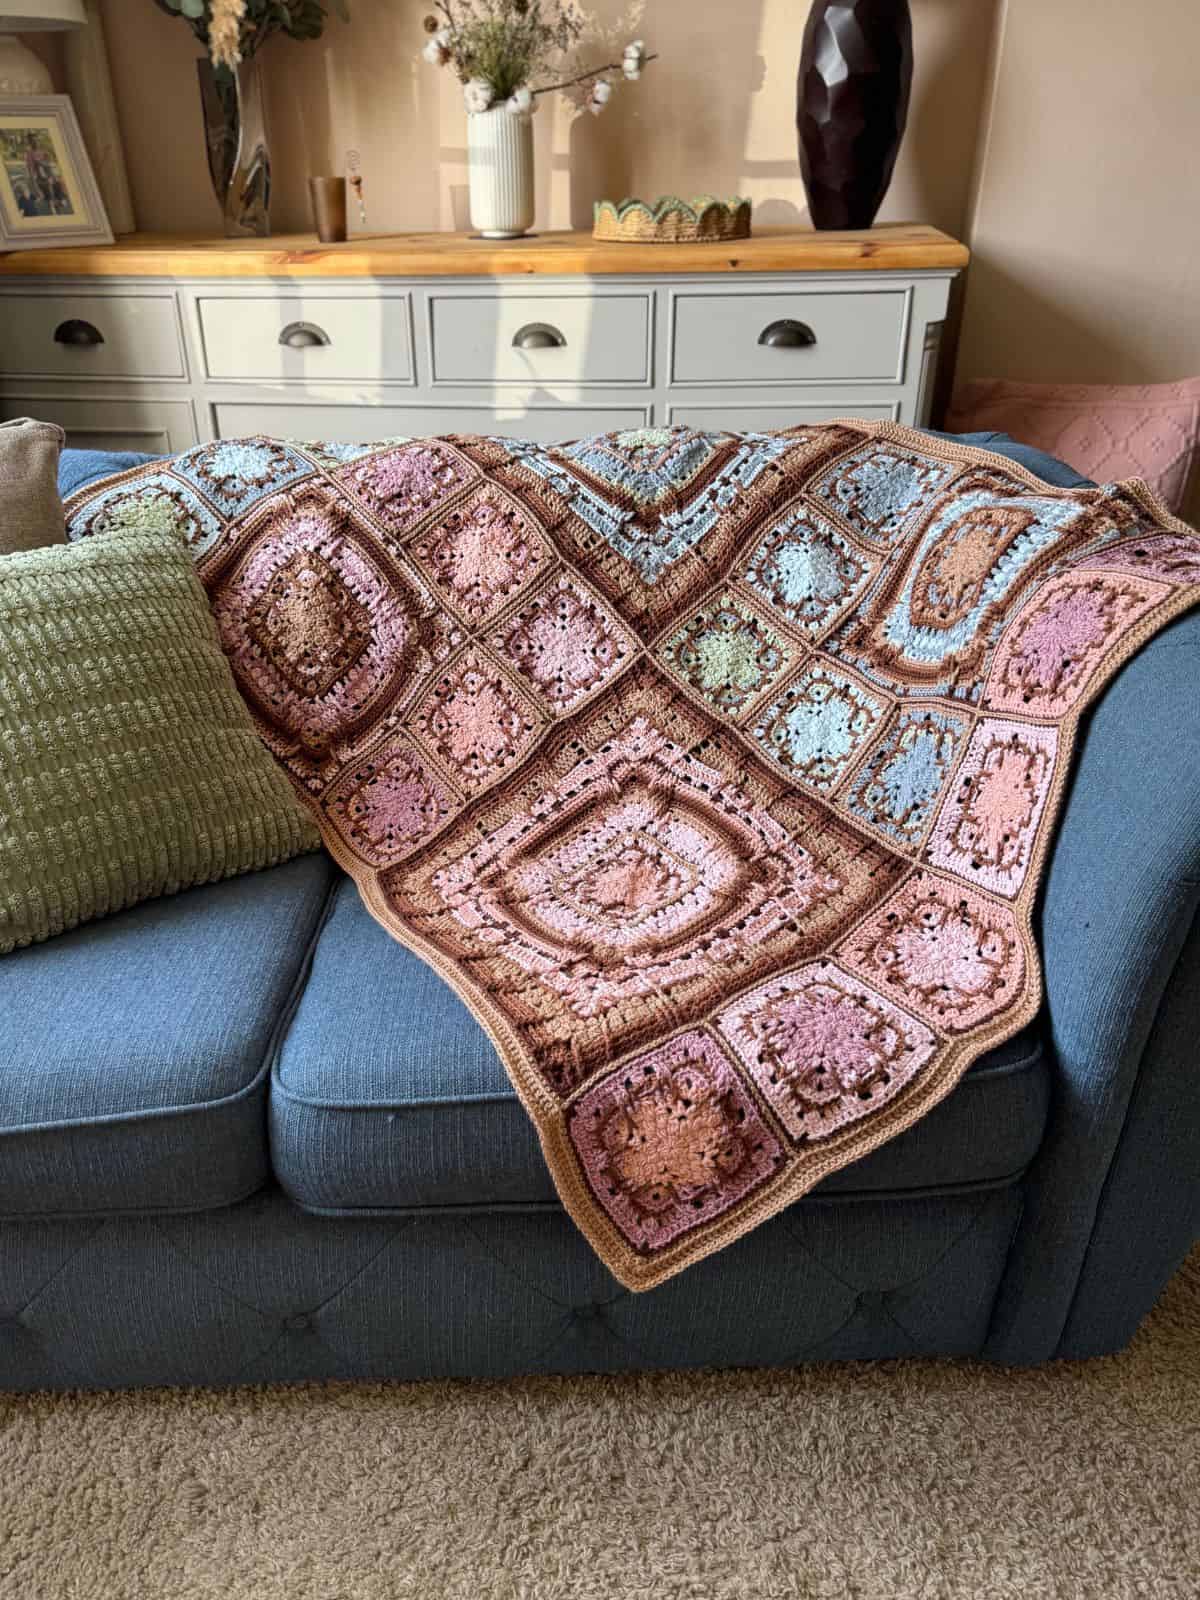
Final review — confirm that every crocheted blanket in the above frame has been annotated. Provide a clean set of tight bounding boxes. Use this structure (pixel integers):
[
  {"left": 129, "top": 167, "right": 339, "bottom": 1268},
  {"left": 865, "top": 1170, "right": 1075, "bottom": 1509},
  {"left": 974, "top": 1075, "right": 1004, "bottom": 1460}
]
[{"left": 65, "top": 422, "right": 1200, "bottom": 1289}]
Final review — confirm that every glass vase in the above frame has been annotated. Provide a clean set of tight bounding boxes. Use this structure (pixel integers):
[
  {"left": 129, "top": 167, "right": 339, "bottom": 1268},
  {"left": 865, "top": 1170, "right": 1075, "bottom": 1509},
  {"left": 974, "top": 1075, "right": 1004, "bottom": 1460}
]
[{"left": 197, "top": 58, "right": 271, "bottom": 239}]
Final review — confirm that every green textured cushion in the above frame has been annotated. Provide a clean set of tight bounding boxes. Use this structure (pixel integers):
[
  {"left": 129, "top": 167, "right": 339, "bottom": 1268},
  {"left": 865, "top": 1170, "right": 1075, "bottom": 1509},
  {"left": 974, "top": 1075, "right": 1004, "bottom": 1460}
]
[{"left": 0, "top": 524, "right": 321, "bottom": 954}]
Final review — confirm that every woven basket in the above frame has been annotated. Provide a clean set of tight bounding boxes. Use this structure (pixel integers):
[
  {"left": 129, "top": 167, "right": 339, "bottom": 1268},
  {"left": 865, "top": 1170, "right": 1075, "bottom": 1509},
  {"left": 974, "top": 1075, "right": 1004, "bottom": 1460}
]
[{"left": 593, "top": 195, "right": 752, "bottom": 244}]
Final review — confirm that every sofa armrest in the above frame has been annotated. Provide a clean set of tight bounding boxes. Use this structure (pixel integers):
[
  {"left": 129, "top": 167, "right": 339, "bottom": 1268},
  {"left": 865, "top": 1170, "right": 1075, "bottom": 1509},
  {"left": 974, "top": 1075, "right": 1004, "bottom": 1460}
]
[{"left": 986, "top": 607, "right": 1200, "bottom": 1362}]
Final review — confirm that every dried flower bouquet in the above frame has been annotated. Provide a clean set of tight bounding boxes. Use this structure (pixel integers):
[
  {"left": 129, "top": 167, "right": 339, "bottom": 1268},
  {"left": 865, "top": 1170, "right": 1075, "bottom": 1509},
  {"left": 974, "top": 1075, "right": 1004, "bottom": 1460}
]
[{"left": 421, "top": 0, "right": 656, "bottom": 117}]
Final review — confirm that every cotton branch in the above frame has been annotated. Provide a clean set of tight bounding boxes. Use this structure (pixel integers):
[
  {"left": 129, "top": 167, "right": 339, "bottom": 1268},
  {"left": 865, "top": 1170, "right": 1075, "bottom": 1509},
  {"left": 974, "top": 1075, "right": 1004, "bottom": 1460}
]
[{"left": 531, "top": 52, "right": 659, "bottom": 96}]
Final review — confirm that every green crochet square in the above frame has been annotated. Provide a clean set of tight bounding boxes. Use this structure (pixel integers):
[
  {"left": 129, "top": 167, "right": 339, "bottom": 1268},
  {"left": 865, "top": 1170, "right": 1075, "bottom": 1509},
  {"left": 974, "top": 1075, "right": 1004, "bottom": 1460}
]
[{"left": 0, "top": 525, "right": 321, "bottom": 953}]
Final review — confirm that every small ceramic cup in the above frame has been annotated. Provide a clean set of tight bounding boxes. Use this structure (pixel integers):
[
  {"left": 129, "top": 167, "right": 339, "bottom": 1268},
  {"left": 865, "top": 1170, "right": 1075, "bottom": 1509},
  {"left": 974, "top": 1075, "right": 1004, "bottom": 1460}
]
[{"left": 308, "top": 177, "right": 348, "bottom": 243}]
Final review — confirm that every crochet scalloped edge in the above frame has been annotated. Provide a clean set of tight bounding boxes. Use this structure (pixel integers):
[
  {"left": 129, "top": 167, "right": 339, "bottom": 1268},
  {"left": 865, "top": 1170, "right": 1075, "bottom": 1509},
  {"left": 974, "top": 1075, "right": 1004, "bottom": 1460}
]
[{"left": 592, "top": 194, "right": 752, "bottom": 242}]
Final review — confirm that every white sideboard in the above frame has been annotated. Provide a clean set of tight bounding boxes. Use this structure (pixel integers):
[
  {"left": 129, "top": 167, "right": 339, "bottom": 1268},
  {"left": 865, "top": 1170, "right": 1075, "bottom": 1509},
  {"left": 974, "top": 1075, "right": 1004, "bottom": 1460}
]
[{"left": 0, "top": 226, "right": 967, "bottom": 453}]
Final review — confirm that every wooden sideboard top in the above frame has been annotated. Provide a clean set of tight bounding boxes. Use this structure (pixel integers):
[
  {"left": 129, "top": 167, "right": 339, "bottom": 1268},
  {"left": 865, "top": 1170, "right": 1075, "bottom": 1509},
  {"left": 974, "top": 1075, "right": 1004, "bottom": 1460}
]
[{"left": 0, "top": 223, "right": 968, "bottom": 279}]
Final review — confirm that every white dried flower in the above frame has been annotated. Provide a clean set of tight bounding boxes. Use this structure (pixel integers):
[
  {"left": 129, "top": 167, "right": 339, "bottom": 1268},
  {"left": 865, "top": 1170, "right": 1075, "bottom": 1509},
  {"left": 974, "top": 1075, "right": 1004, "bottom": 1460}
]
[
  {"left": 588, "top": 78, "right": 612, "bottom": 115},
  {"left": 464, "top": 78, "right": 495, "bottom": 114},
  {"left": 622, "top": 40, "right": 646, "bottom": 80},
  {"left": 506, "top": 86, "right": 533, "bottom": 114},
  {"left": 422, "top": 31, "right": 452, "bottom": 66},
  {"left": 209, "top": 0, "right": 245, "bottom": 70}
]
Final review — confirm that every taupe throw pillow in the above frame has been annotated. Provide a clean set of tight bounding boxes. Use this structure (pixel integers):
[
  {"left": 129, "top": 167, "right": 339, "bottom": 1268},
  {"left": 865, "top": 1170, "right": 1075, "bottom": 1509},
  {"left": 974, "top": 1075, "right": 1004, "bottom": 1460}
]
[{"left": 0, "top": 418, "right": 67, "bottom": 556}]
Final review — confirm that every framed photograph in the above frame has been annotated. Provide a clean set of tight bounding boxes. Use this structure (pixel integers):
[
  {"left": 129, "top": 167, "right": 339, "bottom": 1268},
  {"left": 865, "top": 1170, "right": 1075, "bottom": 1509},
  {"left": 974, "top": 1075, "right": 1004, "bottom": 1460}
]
[{"left": 0, "top": 95, "right": 112, "bottom": 251}]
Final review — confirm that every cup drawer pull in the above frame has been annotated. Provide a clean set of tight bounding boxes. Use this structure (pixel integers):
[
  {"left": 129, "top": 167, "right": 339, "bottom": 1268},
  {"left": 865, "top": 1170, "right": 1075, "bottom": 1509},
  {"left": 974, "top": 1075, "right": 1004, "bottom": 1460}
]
[
  {"left": 278, "top": 321, "right": 331, "bottom": 349},
  {"left": 54, "top": 319, "right": 105, "bottom": 348},
  {"left": 757, "top": 318, "right": 817, "bottom": 349},
  {"left": 512, "top": 322, "right": 567, "bottom": 350}
]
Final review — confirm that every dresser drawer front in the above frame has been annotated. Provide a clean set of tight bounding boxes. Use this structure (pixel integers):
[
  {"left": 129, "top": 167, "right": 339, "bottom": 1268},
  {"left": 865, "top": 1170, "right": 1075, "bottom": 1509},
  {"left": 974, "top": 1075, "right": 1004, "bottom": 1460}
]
[
  {"left": 670, "top": 289, "right": 909, "bottom": 385},
  {"left": 669, "top": 401, "right": 899, "bottom": 431},
  {"left": 0, "top": 396, "right": 196, "bottom": 454},
  {"left": 213, "top": 400, "right": 649, "bottom": 445},
  {"left": 198, "top": 295, "right": 413, "bottom": 382},
  {"left": 0, "top": 294, "right": 185, "bottom": 380},
  {"left": 429, "top": 293, "right": 651, "bottom": 385}
]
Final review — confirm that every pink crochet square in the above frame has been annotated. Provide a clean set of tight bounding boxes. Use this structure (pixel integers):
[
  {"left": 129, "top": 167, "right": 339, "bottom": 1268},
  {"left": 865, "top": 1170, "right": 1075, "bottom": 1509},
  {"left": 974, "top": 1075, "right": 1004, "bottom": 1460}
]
[
  {"left": 567, "top": 1031, "right": 785, "bottom": 1254},
  {"left": 947, "top": 378, "right": 1200, "bottom": 514},
  {"left": 926, "top": 719, "right": 1058, "bottom": 899}
]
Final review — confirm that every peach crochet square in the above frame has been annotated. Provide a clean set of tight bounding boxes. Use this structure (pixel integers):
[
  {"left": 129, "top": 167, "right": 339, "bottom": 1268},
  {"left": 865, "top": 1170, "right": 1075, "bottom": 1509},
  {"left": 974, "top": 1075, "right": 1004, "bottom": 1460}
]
[{"left": 947, "top": 378, "right": 1200, "bottom": 514}]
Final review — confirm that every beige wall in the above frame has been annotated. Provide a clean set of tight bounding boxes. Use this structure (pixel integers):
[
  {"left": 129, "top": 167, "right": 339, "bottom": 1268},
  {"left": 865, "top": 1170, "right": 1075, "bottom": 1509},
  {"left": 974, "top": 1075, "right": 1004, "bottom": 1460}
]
[
  {"left": 958, "top": 0, "right": 1200, "bottom": 386},
  {"left": 88, "top": 0, "right": 998, "bottom": 240},
  {"left": 956, "top": 0, "right": 1200, "bottom": 515}
]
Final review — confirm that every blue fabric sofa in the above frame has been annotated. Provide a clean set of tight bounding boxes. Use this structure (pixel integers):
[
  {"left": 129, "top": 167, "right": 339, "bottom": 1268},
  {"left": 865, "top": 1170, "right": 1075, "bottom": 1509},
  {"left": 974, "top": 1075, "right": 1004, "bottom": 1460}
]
[{"left": 1, "top": 434, "right": 1197, "bottom": 1392}]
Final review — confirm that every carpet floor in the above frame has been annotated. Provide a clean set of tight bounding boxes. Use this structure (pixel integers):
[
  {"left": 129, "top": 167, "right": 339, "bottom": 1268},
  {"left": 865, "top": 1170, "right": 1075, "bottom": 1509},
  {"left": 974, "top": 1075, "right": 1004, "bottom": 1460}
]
[{"left": 1, "top": 1251, "right": 1197, "bottom": 1600}]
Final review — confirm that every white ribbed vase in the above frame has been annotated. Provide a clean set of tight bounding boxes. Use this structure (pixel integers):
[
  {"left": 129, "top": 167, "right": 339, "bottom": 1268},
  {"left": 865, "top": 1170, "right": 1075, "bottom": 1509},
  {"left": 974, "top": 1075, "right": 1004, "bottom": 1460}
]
[{"left": 467, "top": 107, "right": 535, "bottom": 239}]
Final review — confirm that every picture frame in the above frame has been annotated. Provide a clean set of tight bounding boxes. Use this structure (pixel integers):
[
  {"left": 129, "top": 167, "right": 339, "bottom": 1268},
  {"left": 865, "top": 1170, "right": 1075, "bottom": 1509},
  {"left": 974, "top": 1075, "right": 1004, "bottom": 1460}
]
[{"left": 0, "top": 94, "right": 113, "bottom": 251}]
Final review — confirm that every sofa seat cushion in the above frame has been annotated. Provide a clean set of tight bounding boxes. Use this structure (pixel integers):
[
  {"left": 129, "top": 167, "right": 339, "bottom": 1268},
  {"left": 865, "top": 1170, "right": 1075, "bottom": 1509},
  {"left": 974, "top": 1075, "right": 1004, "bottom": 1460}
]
[
  {"left": 0, "top": 854, "right": 336, "bottom": 1218},
  {"left": 271, "top": 876, "right": 1051, "bottom": 1213}
]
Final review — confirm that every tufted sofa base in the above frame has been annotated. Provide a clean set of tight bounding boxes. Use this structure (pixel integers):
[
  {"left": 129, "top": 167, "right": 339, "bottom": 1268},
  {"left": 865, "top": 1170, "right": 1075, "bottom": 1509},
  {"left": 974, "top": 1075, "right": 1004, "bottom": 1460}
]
[{"left": 0, "top": 1181, "right": 1026, "bottom": 1392}]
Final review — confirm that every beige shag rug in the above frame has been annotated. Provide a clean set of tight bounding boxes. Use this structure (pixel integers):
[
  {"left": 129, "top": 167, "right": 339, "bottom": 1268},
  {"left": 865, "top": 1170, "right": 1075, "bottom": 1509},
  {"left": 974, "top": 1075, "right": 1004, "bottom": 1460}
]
[{"left": 2, "top": 1250, "right": 1198, "bottom": 1600}]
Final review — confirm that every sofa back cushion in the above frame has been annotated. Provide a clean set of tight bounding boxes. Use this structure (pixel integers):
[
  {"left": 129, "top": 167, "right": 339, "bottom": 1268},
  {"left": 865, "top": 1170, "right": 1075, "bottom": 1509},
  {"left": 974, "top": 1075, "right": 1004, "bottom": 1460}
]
[
  {"left": 0, "top": 418, "right": 67, "bottom": 555},
  {"left": 0, "top": 523, "right": 320, "bottom": 953}
]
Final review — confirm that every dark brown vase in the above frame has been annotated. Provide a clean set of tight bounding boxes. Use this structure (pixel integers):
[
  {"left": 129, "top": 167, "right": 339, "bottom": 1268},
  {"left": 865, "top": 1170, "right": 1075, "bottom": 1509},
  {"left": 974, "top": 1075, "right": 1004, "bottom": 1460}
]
[{"left": 796, "top": 0, "right": 913, "bottom": 231}]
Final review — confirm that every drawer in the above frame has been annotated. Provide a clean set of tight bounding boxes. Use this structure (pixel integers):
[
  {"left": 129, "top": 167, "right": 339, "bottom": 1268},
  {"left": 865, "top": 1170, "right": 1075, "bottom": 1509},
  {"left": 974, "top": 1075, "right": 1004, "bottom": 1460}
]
[
  {"left": 0, "top": 293, "right": 185, "bottom": 379},
  {"left": 0, "top": 396, "right": 196, "bottom": 454},
  {"left": 670, "top": 289, "right": 909, "bottom": 385},
  {"left": 212, "top": 401, "right": 649, "bottom": 446},
  {"left": 197, "top": 294, "right": 413, "bottom": 382},
  {"left": 429, "top": 293, "right": 650, "bottom": 385},
  {"left": 669, "top": 401, "right": 899, "bottom": 431}
]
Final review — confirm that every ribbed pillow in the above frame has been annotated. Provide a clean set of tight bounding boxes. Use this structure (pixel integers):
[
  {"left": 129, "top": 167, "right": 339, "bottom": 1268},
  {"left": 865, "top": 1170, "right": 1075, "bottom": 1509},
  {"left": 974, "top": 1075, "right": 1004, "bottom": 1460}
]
[{"left": 0, "top": 524, "right": 321, "bottom": 953}]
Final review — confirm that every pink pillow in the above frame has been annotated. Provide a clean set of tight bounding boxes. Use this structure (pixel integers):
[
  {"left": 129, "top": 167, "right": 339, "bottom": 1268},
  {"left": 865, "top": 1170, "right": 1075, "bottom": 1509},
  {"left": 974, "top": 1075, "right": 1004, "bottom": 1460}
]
[{"left": 947, "top": 377, "right": 1200, "bottom": 514}]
